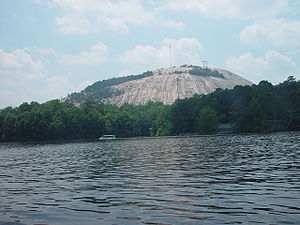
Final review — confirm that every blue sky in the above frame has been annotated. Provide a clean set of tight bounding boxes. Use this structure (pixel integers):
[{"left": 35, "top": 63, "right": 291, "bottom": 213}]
[{"left": 1, "top": 0, "right": 300, "bottom": 108}]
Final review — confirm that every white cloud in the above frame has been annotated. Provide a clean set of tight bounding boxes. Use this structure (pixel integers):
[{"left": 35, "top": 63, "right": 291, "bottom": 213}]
[
  {"left": 0, "top": 90, "right": 30, "bottom": 108},
  {"left": 0, "top": 49, "right": 44, "bottom": 80},
  {"left": 38, "top": 0, "right": 186, "bottom": 34},
  {"left": 0, "top": 48, "right": 92, "bottom": 108},
  {"left": 160, "top": 0, "right": 289, "bottom": 19},
  {"left": 226, "top": 50, "right": 299, "bottom": 84},
  {"left": 0, "top": 48, "right": 45, "bottom": 108},
  {"left": 119, "top": 37, "right": 203, "bottom": 72},
  {"left": 43, "top": 75, "right": 91, "bottom": 99},
  {"left": 37, "top": 0, "right": 295, "bottom": 36},
  {"left": 240, "top": 18, "right": 300, "bottom": 48},
  {"left": 57, "top": 42, "right": 109, "bottom": 65},
  {"left": 49, "top": 0, "right": 155, "bottom": 34},
  {"left": 55, "top": 13, "right": 97, "bottom": 34}
]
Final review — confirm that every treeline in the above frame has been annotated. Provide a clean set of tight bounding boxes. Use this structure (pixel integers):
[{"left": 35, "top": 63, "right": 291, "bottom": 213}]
[
  {"left": 0, "top": 101, "right": 170, "bottom": 142},
  {"left": 171, "top": 68, "right": 224, "bottom": 78},
  {"left": 0, "top": 77, "right": 300, "bottom": 142},
  {"left": 170, "top": 76, "right": 300, "bottom": 134},
  {"left": 189, "top": 67, "right": 224, "bottom": 78}
]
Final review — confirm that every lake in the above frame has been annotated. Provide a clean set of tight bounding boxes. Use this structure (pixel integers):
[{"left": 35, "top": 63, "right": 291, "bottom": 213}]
[{"left": 0, "top": 132, "right": 299, "bottom": 225}]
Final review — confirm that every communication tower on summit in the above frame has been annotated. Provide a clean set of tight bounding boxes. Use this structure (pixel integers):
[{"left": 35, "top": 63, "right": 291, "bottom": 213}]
[
  {"left": 202, "top": 60, "right": 208, "bottom": 68},
  {"left": 169, "top": 39, "right": 173, "bottom": 68}
]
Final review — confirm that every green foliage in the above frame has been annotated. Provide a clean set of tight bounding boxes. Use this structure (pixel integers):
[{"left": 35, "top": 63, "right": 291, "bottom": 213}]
[
  {"left": 0, "top": 76, "right": 300, "bottom": 142},
  {"left": 169, "top": 97, "right": 201, "bottom": 134},
  {"left": 169, "top": 76, "right": 300, "bottom": 134},
  {"left": 195, "top": 107, "right": 218, "bottom": 134},
  {"left": 174, "top": 65, "right": 224, "bottom": 78},
  {"left": 0, "top": 99, "right": 171, "bottom": 141},
  {"left": 189, "top": 67, "right": 224, "bottom": 78},
  {"left": 172, "top": 70, "right": 186, "bottom": 74}
]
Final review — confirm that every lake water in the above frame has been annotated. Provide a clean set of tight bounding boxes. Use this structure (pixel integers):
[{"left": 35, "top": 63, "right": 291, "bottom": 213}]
[{"left": 0, "top": 132, "right": 300, "bottom": 225}]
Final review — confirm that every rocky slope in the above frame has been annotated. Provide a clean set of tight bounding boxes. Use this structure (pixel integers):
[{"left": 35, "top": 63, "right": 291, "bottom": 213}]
[{"left": 64, "top": 66, "right": 253, "bottom": 106}]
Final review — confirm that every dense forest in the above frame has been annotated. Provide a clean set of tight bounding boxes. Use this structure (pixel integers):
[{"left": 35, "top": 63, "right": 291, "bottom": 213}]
[{"left": 1, "top": 77, "right": 299, "bottom": 142}]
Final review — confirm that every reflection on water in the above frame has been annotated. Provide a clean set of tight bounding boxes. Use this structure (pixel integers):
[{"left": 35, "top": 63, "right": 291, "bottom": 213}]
[{"left": 0, "top": 132, "right": 300, "bottom": 225}]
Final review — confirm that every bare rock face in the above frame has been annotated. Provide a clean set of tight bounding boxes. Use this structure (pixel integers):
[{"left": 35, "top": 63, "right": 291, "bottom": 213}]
[{"left": 104, "top": 67, "right": 252, "bottom": 106}]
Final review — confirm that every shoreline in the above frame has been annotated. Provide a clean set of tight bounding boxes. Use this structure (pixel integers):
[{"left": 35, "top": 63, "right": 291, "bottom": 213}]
[{"left": 1, "top": 130, "right": 299, "bottom": 145}]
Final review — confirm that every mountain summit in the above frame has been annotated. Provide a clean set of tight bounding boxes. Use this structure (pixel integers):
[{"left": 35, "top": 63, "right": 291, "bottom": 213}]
[{"left": 64, "top": 65, "right": 252, "bottom": 106}]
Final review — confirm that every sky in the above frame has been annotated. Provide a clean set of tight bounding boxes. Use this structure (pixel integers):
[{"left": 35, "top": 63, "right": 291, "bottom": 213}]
[{"left": 1, "top": 0, "right": 300, "bottom": 108}]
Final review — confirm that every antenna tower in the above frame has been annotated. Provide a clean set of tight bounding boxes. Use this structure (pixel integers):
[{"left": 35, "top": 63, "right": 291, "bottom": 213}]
[{"left": 169, "top": 39, "right": 173, "bottom": 68}]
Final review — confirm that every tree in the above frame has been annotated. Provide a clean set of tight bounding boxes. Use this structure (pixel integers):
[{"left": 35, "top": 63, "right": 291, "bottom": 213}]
[
  {"left": 2, "top": 112, "right": 17, "bottom": 141},
  {"left": 170, "top": 97, "right": 200, "bottom": 134},
  {"left": 195, "top": 107, "right": 218, "bottom": 134},
  {"left": 248, "top": 81, "right": 278, "bottom": 131},
  {"left": 1, "top": 77, "right": 300, "bottom": 142}
]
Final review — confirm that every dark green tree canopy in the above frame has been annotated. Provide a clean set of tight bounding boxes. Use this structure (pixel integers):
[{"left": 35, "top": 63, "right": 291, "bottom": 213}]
[{"left": 1, "top": 77, "right": 299, "bottom": 142}]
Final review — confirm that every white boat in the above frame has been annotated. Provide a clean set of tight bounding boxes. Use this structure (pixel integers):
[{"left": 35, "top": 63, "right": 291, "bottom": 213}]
[{"left": 99, "top": 135, "right": 116, "bottom": 140}]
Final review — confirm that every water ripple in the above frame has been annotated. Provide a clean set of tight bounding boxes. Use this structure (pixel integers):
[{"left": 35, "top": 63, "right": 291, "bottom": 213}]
[{"left": 0, "top": 132, "right": 300, "bottom": 224}]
